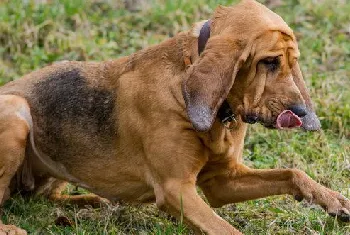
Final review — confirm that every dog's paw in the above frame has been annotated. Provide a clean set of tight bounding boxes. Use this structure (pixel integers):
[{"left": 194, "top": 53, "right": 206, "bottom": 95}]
[
  {"left": 294, "top": 185, "right": 350, "bottom": 222},
  {"left": 0, "top": 224, "right": 27, "bottom": 235},
  {"left": 325, "top": 191, "right": 350, "bottom": 222},
  {"left": 291, "top": 170, "right": 350, "bottom": 222}
]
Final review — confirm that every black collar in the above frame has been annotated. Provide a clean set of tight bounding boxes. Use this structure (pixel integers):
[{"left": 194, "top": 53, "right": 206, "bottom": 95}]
[
  {"left": 198, "top": 20, "right": 212, "bottom": 55},
  {"left": 198, "top": 21, "right": 235, "bottom": 125}
]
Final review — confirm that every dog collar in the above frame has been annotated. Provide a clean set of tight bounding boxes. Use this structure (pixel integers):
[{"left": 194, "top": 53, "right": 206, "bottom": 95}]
[
  {"left": 198, "top": 20, "right": 237, "bottom": 128},
  {"left": 198, "top": 20, "right": 212, "bottom": 55}
]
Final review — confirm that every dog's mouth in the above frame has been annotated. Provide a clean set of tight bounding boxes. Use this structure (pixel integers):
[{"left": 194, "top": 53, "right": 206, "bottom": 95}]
[
  {"left": 243, "top": 110, "right": 303, "bottom": 130},
  {"left": 275, "top": 110, "right": 302, "bottom": 129}
]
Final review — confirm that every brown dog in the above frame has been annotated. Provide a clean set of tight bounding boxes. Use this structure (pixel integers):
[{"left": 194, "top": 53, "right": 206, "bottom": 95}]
[{"left": 0, "top": 0, "right": 349, "bottom": 234}]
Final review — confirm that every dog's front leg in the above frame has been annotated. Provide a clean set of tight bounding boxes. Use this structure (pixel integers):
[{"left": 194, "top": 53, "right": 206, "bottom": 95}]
[
  {"left": 155, "top": 180, "right": 242, "bottom": 235},
  {"left": 199, "top": 164, "right": 350, "bottom": 221}
]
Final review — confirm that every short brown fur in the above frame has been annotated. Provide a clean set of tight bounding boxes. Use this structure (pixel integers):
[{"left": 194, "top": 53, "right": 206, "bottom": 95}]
[{"left": 0, "top": 1, "right": 349, "bottom": 234}]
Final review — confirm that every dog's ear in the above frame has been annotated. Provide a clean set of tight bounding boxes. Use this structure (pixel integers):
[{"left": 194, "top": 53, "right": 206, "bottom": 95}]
[
  {"left": 183, "top": 35, "right": 248, "bottom": 131},
  {"left": 291, "top": 61, "right": 321, "bottom": 131}
]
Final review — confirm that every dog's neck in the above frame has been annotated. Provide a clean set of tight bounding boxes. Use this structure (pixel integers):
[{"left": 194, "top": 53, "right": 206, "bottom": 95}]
[{"left": 107, "top": 21, "right": 237, "bottom": 128}]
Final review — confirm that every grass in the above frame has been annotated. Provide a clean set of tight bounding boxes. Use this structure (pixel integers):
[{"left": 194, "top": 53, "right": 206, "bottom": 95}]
[{"left": 0, "top": 0, "right": 349, "bottom": 234}]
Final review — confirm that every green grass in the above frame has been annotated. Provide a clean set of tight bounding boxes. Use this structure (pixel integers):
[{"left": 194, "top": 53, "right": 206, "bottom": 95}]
[{"left": 1, "top": 0, "right": 349, "bottom": 234}]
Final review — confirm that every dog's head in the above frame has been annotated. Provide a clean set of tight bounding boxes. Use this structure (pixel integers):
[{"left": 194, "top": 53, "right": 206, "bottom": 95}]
[{"left": 183, "top": 0, "right": 321, "bottom": 132}]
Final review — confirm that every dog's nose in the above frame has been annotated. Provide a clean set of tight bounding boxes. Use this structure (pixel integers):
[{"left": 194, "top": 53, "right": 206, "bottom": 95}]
[{"left": 288, "top": 104, "right": 307, "bottom": 117}]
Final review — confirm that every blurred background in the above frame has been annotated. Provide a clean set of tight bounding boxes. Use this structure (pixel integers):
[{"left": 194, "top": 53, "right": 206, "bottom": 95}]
[{"left": 0, "top": 0, "right": 349, "bottom": 234}]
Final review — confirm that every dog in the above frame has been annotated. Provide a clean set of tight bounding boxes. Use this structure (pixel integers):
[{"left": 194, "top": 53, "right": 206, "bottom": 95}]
[{"left": 0, "top": 0, "right": 349, "bottom": 234}]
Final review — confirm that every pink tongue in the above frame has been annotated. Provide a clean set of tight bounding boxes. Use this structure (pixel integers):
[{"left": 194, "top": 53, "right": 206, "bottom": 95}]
[{"left": 276, "top": 110, "right": 302, "bottom": 129}]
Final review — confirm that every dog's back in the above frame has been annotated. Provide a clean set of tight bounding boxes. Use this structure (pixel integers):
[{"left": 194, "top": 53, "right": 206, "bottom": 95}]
[{"left": 0, "top": 61, "right": 119, "bottom": 171}]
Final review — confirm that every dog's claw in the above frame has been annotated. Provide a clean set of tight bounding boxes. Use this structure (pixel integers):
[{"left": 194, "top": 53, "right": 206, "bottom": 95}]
[
  {"left": 329, "top": 210, "right": 350, "bottom": 222},
  {"left": 339, "top": 214, "right": 350, "bottom": 222},
  {"left": 338, "top": 208, "right": 350, "bottom": 222}
]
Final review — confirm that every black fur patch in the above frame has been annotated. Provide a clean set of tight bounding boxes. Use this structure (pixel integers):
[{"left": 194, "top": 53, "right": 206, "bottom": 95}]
[{"left": 31, "top": 68, "right": 116, "bottom": 161}]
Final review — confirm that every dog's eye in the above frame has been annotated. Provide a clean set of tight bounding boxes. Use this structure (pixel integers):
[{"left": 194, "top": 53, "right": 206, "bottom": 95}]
[{"left": 261, "top": 57, "right": 280, "bottom": 71}]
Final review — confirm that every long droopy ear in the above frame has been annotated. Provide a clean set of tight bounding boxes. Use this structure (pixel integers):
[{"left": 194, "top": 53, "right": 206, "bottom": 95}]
[
  {"left": 183, "top": 35, "right": 248, "bottom": 131},
  {"left": 291, "top": 61, "right": 321, "bottom": 131}
]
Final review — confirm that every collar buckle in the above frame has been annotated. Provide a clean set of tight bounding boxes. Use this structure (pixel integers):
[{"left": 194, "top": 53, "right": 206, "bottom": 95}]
[{"left": 221, "top": 114, "right": 237, "bottom": 130}]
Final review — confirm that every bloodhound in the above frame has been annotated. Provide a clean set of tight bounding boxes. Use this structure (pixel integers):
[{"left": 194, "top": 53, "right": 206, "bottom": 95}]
[{"left": 0, "top": 0, "right": 349, "bottom": 234}]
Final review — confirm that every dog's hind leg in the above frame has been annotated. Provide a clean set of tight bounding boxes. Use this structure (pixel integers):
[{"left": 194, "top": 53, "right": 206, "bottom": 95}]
[
  {"left": 0, "top": 95, "right": 31, "bottom": 235},
  {"left": 36, "top": 178, "right": 109, "bottom": 207}
]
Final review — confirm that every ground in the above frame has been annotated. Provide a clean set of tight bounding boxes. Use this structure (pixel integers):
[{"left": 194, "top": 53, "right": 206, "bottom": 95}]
[{"left": 0, "top": 0, "right": 349, "bottom": 234}]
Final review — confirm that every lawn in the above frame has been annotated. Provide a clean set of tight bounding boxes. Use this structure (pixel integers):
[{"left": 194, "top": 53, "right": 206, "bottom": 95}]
[{"left": 0, "top": 0, "right": 349, "bottom": 234}]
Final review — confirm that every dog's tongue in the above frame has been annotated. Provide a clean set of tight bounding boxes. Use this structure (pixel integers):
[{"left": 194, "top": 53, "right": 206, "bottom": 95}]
[{"left": 276, "top": 110, "right": 302, "bottom": 129}]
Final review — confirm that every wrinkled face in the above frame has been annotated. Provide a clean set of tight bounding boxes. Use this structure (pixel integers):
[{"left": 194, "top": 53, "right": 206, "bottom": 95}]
[
  {"left": 183, "top": 2, "right": 321, "bottom": 132},
  {"left": 228, "top": 31, "right": 316, "bottom": 130}
]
